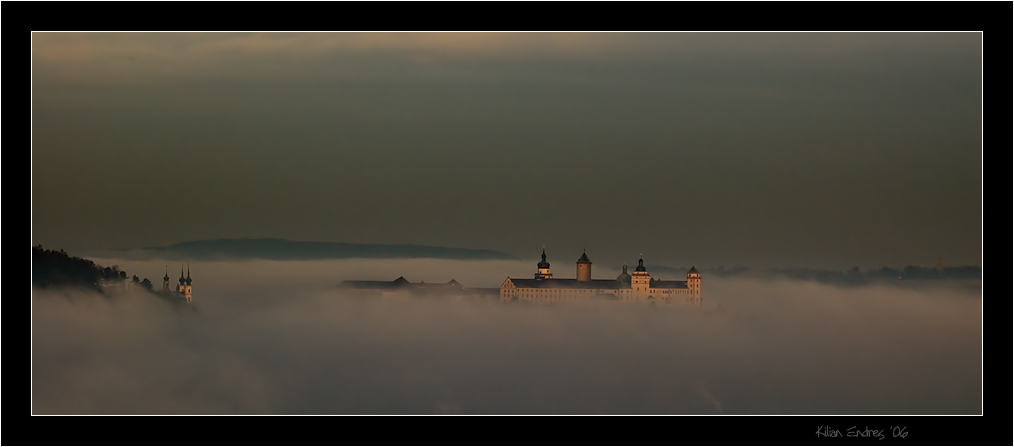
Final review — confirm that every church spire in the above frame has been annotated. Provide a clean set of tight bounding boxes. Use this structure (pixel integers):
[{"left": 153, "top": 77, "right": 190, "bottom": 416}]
[{"left": 535, "top": 246, "right": 552, "bottom": 279}]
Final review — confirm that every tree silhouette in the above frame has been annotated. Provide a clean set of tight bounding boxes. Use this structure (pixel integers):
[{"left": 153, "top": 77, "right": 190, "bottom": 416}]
[{"left": 33, "top": 245, "right": 130, "bottom": 292}]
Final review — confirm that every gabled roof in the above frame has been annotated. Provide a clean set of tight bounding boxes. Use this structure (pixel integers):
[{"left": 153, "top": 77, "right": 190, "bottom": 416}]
[
  {"left": 650, "top": 280, "right": 689, "bottom": 289},
  {"left": 509, "top": 278, "right": 630, "bottom": 290},
  {"left": 340, "top": 277, "right": 467, "bottom": 290},
  {"left": 505, "top": 277, "right": 689, "bottom": 290},
  {"left": 411, "top": 281, "right": 462, "bottom": 290}
]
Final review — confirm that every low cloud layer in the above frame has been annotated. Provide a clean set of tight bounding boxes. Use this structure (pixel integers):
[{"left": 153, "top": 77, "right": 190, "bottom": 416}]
[{"left": 32, "top": 259, "right": 981, "bottom": 414}]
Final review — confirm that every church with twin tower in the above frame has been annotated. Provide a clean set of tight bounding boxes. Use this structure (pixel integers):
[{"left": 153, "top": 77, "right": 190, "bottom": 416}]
[
  {"left": 499, "top": 249, "right": 701, "bottom": 306},
  {"left": 162, "top": 264, "right": 194, "bottom": 303}
]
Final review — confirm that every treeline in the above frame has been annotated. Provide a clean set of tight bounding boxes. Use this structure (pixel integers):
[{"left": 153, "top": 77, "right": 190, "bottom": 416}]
[
  {"left": 699, "top": 264, "right": 981, "bottom": 287},
  {"left": 770, "top": 265, "right": 981, "bottom": 286},
  {"left": 31, "top": 245, "right": 154, "bottom": 292}
]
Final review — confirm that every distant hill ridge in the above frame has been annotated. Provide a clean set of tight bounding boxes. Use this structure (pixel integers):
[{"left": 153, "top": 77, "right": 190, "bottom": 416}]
[{"left": 117, "top": 238, "right": 515, "bottom": 261}]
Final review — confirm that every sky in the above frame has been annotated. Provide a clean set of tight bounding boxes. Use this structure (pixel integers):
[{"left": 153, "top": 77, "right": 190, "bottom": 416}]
[
  {"left": 31, "top": 32, "right": 982, "bottom": 269},
  {"left": 32, "top": 258, "right": 982, "bottom": 415}
]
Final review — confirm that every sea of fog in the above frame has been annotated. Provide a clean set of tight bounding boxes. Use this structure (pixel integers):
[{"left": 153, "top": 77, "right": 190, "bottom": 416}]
[{"left": 32, "top": 258, "right": 982, "bottom": 415}]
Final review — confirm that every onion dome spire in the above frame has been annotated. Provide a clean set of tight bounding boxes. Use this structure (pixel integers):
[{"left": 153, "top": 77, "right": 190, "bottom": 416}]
[
  {"left": 537, "top": 247, "right": 551, "bottom": 269},
  {"left": 164, "top": 266, "right": 170, "bottom": 281},
  {"left": 186, "top": 264, "right": 192, "bottom": 285},
  {"left": 635, "top": 255, "right": 646, "bottom": 272},
  {"left": 179, "top": 264, "right": 186, "bottom": 284}
]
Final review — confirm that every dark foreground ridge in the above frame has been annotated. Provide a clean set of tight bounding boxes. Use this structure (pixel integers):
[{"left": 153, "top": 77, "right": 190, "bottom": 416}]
[
  {"left": 101, "top": 238, "right": 515, "bottom": 261},
  {"left": 32, "top": 245, "right": 154, "bottom": 293}
]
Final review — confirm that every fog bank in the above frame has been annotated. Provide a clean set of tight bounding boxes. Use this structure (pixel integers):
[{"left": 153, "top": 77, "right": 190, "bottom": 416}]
[{"left": 32, "top": 259, "right": 981, "bottom": 414}]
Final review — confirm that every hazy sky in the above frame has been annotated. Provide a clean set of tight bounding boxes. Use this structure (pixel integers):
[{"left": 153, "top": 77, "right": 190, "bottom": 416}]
[{"left": 31, "top": 32, "right": 982, "bottom": 269}]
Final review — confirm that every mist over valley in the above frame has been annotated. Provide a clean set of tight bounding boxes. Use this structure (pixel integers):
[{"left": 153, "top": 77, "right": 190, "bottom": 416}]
[{"left": 32, "top": 256, "right": 981, "bottom": 415}]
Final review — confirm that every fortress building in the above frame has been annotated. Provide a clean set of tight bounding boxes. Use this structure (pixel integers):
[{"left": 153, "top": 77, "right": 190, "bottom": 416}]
[
  {"left": 499, "top": 250, "right": 701, "bottom": 306},
  {"left": 160, "top": 264, "right": 193, "bottom": 303},
  {"left": 338, "top": 277, "right": 499, "bottom": 299}
]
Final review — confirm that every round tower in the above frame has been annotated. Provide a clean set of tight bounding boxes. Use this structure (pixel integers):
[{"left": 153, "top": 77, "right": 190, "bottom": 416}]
[
  {"left": 535, "top": 247, "right": 553, "bottom": 279},
  {"left": 576, "top": 250, "right": 592, "bottom": 281},
  {"left": 687, "top": 266, "right": 701, "bottom": 302}
]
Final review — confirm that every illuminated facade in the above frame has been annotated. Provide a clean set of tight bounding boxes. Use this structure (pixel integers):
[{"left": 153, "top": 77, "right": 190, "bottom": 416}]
[
  {"left": 161, "top": 264, "right": 193, "bottom": 303},
  {"left": 499, "top": 250, "right": 701, "bottom": 306}
]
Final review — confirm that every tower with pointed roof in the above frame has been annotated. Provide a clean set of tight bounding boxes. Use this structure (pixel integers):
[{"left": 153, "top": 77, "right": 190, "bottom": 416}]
[
  {"left": 499, "top": 251, "right": 702, "bottom": 305},
  {"left": 183, "top": 264, "right": 193, "bottom": 303},
  {"left": 687, "top": 266, "right": 701, "bottom": 302},
  {"left": 631, "top": 255, "right": 651, "bottom": 293},
  {"left": 535, "top": 247, "right": 553, "bottom": 279},
  {"left": 177, "top": 265, "right": 186, "bottom": 294},
  {"left": 173, "top": 264, "right": 193, "bottom": 303},
  {"left": 152, "top": 264, "right": 194, "bottom": 303},
  {"left": 576, "top": 249, "right": 592, "bottom": 281}
]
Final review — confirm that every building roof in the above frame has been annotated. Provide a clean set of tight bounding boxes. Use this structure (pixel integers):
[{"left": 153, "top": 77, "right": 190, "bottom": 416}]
[
  {"left": 616, "top": 265, "right": 631, "bottom": 282},
  {"left": 651, "top": 280, "right": 689, "bottom": 289},
  {"left": 339, "top": 278, "right": 471, "bottom": 293},
  {"left": 635, "top": 257, "right": 646, "bottom": 272},
  {"left": 688, "top": 266, "right": 699, "bottom": 274},
  {"left": 577, "top": 251, "right": 591, "bottom": 263},
  {"left": 339, "top": 279, "right": 407, "bottom": 289},
  {"left": 507, "top": 276, "right": 689, "bottom": 290},
  {"left": 409, "top": 281, "right": 463, "bottom": 290},
  {"left": 509, "top": 278, "right": 631, "bottom": 290}
]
